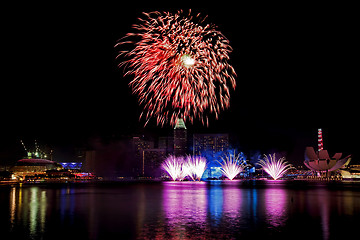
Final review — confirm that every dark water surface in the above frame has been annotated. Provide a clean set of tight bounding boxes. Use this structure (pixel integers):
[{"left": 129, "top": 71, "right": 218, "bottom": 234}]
[{"left": 1, "top": 180, "right": 360, "bottom": 240}]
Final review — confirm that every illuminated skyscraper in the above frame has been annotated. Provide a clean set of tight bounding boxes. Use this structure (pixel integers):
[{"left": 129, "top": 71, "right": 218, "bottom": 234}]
[
  {"left": 193, "top": 133, "right": 229, "bottom": 157},
  {"left": 193, "top": 133, "right": 229, "bottom": 179},
  {"left": 174, "top": 118, "right": 187, "bottom": 156},
  {"left": 131, "top": 136, "right": 154, "bottom": 176},
  {"left": 143, "top": 148, "right": 167, "bottom": 177}
]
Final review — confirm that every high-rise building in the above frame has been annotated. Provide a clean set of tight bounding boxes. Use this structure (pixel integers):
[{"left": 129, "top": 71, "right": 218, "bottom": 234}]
[
  {"left": 143, "top": 148, "right": 167, "bottom": 178},
  {"left": 193, "top": 133, "right": 229, "bottom": 179},
  {"left": 158, "top": 136, "right": 174, "bottom": 154},
  {"left": 193, "top": 133, "right": 229, "bottom": 157},
  {"left": 84, "top": 150, "right": 96, "bottom": 173},
  {"left": 174, "top": 118, "right": 187, "bottom": 156},
  {"left": 131, "top": 136, "right": 154, "bottom": 176}
]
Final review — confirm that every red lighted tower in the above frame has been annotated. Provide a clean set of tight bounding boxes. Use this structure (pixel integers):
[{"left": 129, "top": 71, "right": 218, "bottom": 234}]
[{"left": 318, "top": 128, "right": 324, "bottom": 152}]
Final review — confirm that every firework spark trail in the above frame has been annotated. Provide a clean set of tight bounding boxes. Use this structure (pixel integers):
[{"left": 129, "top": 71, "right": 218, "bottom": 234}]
[
  {"left": 218, "top": 150, "right": 246, "bottom": 180},
  {"left": 257, "top": 153, "right": 293, "bottom": 180},
  {"left": 116, "top": 10, "right": 236, "bottom": 127}
]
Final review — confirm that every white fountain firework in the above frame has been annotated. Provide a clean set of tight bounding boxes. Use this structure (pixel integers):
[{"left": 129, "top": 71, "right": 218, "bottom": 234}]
[
  {"left": 257, "top": 153, "right": 293, "bottom": 180},
  {"left": 218, "top": 150, "right": 246, "bottom": 180},
  {"left": 185, "top": 155, "right": 207, "bottom": 181},
  {"left": 162, "top": 155, "right": 207, "bottom": 181},
  {"left": 162, "top": 155, "right": 183, "bottom": 181}
]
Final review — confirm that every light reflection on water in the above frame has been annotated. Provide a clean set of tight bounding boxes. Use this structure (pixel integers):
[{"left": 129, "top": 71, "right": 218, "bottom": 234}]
[
  {"left": 2, "top": 181, "right": 360, "bottom": 239},
  {"left": 264, "top": 187, "right": 287, "bottom": 228},
  {"left": 8, "top": 185, "right": 47, "bottom": 239},
  {"left": 163, "top": 182, "right": 208, "bottom": 239}
]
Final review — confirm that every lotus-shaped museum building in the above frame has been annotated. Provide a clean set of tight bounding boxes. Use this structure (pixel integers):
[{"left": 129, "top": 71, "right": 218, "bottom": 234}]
[{"left": 304, "top": 146, "right": 351, "bottom": 172}]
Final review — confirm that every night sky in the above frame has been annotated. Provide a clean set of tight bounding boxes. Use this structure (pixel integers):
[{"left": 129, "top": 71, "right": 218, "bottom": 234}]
[{"left": 1, "top": 2, "right": 357, "bottom": 165}]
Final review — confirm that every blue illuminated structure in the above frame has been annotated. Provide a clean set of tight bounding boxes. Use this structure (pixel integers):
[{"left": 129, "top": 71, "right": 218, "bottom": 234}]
[
  {"left": 201, "top": 150, "right": 223, "bottom": 179},
  {"left": 59, "top": 162, "right": 82, "bottom": 170},
  {"left": 202, "top": 150, "right": 248, "bottom": 179}
]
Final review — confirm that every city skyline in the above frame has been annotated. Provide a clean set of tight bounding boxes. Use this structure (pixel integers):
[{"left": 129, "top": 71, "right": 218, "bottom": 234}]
[
  {"left": 1, "top": 2, "right": 357, "bottom": 165},
  {"left": 1, "top": 3, "right": 359, "bottom": 240}
]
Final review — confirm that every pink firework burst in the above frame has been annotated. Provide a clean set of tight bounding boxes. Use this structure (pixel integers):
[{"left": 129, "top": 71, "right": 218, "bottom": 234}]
[
  {"left": 116, "top": 10, "right": 236, "bottom": 127},
  {"left": 257, "top": 153, "right": 293, "bottom": 180}
]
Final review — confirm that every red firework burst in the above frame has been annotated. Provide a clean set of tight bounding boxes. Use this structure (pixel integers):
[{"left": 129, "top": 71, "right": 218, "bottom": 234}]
[{"left": 115, "top": 10, "right": 236, "bottom": 127}]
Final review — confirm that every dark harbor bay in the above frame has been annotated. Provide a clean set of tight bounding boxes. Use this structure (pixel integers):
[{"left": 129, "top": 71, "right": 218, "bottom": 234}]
[{"left": 1, "top": 180, "right": 360, "bottom": 240}]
